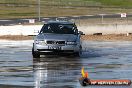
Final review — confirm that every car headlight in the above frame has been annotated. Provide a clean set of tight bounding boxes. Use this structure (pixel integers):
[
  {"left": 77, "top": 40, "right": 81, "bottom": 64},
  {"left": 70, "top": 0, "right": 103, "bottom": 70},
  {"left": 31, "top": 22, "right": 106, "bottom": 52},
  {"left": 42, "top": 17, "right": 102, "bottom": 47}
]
[
  {"left": 35, "top": 40, "right": 46, "bottom": 45},
  {"left": 66, "top": 41, "right": 77, "bottom": 45}
]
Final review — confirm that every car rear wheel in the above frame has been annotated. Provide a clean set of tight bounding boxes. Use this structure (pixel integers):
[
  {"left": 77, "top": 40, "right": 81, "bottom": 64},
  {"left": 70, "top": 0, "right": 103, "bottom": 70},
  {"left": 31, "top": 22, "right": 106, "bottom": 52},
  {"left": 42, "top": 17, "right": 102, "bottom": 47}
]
[{"left": 32, "top": 47, "right": 40, "bottom": 58}]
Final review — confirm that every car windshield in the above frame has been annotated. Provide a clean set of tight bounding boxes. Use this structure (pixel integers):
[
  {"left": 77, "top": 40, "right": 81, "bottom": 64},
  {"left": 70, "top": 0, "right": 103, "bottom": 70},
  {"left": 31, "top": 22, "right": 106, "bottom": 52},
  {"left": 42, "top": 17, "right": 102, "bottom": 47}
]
[{"left": 40, "top": 23, "right": 77, "bottom": 34}]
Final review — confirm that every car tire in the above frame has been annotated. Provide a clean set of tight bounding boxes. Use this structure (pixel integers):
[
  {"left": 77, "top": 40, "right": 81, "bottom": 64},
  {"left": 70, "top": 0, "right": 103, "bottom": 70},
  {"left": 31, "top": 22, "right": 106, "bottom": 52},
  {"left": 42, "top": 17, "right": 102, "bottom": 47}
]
[
  {"left": 32, "top": 47, "right": 40, "bottom": 58},
  {"left": 74, "top": 45, "right": 82, "bottom": 57},
  {"left": 74, "top": 51, "right": 81, "bottom": 57}
]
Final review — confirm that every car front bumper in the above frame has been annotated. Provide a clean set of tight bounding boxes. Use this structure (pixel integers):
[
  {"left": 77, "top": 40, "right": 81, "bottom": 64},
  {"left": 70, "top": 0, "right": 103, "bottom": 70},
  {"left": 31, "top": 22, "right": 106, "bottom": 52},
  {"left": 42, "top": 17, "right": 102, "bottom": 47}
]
[{"left": 34, "top": 44, "right": 80, "bottom": 53}]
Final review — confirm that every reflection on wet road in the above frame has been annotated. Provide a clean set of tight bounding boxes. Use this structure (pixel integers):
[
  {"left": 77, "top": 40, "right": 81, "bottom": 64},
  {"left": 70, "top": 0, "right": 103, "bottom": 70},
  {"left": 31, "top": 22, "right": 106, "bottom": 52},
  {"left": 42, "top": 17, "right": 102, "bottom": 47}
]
[
  {"left": 0, "top": 40, "right": 132, "bottom": 88},
  {"left": 0, "top": 40, "right": 33, "bottom": 88},
  {"left": 34, "top": 56, "right": 82, "bottom": 88}
]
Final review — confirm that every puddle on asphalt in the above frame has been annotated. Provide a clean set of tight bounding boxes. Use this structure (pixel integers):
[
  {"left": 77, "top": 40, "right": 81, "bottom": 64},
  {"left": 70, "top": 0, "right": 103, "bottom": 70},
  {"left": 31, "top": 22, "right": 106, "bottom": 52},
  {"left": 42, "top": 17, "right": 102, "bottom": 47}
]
[{"left": 0, "top": 40, "right": 132, "bottom": 88}]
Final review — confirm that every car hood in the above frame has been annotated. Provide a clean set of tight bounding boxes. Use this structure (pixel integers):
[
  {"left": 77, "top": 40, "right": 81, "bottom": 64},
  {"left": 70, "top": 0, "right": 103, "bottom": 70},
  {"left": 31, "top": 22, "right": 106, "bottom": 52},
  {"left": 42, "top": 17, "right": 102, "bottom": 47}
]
[{"left": 36, "top": 33, "right": 77, "bottom": 41}]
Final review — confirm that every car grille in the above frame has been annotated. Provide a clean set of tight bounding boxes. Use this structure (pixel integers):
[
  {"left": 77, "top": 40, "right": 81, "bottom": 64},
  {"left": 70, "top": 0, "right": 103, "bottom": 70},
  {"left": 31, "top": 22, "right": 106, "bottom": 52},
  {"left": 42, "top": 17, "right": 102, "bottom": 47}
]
[{"left": 46, "top": 41, "right": 65, "bottom": 45}]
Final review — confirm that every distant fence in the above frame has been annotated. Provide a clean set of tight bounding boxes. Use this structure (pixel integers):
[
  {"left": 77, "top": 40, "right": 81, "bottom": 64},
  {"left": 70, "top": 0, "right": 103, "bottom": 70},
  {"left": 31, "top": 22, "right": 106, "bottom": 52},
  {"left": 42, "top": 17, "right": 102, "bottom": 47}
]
[
  {"left": 78, "top": 24, "right": 132, "bottom": 35},
  {"left": 0, "top": 25, "right": 42, "bottom": 36},
  {"left": 0, "top": 24, "right": 132, "bottom": 36}
]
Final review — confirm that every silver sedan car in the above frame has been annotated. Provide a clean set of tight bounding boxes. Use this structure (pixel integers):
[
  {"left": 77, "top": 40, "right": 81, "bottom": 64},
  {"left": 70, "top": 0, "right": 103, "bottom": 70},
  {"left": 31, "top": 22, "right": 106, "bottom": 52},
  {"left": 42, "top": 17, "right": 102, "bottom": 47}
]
[{"left": 32, "top": 21, "right": 83, "bottom": 58}]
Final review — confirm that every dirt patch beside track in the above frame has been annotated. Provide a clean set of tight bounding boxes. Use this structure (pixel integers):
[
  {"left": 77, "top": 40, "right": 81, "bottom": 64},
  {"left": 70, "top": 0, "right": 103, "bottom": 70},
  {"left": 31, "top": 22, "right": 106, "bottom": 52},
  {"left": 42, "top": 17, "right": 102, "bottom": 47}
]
[
  {"left": 0, "top": 34, "right": 132, "bottom": 41},
  {"left": 81, "top": 34, "right": 132, "bottom": 41},
  {"left": 0, "top": 35, "right": 33, "bottom": 40}
]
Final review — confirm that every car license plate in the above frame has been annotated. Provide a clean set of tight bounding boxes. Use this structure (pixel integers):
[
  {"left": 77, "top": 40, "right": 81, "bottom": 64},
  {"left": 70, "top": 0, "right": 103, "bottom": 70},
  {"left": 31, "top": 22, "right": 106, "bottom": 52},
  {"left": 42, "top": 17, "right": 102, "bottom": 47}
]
[{"left": 49, "top": 46, "right": 61, "bottom": 50}]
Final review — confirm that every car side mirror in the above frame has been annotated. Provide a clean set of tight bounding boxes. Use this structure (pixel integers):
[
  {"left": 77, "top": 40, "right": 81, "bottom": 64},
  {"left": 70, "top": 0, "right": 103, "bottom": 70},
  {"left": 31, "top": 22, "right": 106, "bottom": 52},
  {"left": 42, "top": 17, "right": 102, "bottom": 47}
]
[{"left": 78, "top": 31, "right": 85, "bottom": 35}]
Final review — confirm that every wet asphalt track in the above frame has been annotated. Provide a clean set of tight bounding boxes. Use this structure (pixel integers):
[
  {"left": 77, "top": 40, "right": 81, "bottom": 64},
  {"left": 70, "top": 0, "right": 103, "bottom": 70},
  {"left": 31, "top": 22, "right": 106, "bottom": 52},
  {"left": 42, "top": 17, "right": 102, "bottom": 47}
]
[{"left": 0, "top": 40, "right": 132, "bottom": 88}]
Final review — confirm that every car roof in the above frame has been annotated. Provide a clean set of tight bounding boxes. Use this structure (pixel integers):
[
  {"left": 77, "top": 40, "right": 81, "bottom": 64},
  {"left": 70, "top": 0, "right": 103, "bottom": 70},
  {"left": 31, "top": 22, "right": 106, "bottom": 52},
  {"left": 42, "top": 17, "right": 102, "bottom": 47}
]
[{"left": 45, "top": 21, "right": 75, "bottom": 25}]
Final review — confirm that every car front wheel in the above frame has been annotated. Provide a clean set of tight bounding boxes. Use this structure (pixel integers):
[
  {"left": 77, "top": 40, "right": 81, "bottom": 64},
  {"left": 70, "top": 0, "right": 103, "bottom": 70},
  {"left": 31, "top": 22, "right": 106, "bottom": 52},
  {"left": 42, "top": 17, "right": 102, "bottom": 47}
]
[
  {"left": 74, "top": 45, "right": 82, "bottom": 57},
  {"left": 74, "top": 51, "right": 81, "bottom": 57},
  {"left": 32, "top": 47, "right": 40, "bottom": 58}
]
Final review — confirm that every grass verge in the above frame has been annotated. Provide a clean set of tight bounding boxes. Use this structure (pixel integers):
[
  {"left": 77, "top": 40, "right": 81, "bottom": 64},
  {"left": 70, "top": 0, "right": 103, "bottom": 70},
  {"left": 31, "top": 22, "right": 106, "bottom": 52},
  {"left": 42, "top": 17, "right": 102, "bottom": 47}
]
[{"left": 0, "top": 0, "right": 132, "bottom": 19}]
